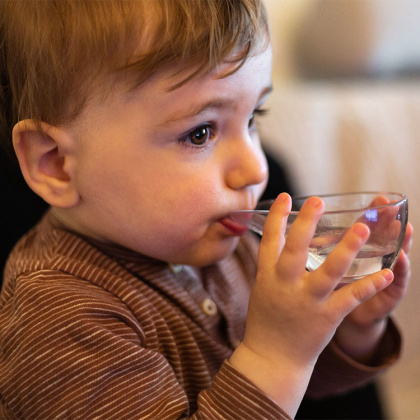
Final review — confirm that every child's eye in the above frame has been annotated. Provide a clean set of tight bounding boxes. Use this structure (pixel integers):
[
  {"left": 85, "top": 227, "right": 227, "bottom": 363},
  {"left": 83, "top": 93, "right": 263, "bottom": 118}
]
[
  {"left": 249, "top": 108, "right": 268, "bottom": 128},
  {"left": 178, "top": 123, "right": 215, "bottom": 148}
]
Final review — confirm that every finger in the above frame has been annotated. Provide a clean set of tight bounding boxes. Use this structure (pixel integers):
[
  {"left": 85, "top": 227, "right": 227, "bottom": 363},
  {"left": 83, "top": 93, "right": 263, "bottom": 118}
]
[
  {"left": 402, "top": 222, "right": 413, "bottom": 254},
  {"left": 374, "top": 205, "right": 399, "bottom": 231},
  {"left": 308, "top": 223, "right": 370, "bottom": 294},
  {"left": 277, "top": 196, "right": 324, "bottom": 279},
  {"left": 389, "top": 219, "right": 402, "bottom": 242},
  {"left": 370, "top": 195, "right": 389, "bottom": 207},
  {"left": 391, "top": 249, "right": 411, "bottom": 293},
  {"left": 367, "top": 205, "right": 399, "bottom": 242},
  {"left": 362, "top": 196, "right": 399, "bottom": 239},
  {"left": 257, "top": 193, "right": 291, "bottom": 268},
  {"left": 329, "top": 269, "right": 394, "bottom": 318}
]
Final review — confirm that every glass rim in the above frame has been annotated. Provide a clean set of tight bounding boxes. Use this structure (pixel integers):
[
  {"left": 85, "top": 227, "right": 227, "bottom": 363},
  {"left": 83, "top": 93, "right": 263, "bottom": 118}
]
[{"left": 238, "top": 191, "right": 408, "bottom": 216}]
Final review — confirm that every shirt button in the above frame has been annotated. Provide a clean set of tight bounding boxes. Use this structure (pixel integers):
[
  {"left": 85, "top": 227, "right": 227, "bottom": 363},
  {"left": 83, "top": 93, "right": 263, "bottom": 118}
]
[
  {"left": 232, "top": 339, "right": 241, "bottom": 348},
  {"left": 168, "top": 263, "right": 183, "bottom": 274},
  {"left": 201, "top": 298, "right": 218, "bottom": 316}
]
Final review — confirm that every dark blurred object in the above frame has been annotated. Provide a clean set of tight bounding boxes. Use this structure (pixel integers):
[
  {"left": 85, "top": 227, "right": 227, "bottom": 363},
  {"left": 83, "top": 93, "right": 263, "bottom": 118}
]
[
  {"left": 0, "top": 146, "right": 48, "bottom": 280},
  {"left": 296, "top": 382, "right": 385, "bottom": 419},
  {"left": 261, "top": 150, "right": 296, "bottom": 200}
]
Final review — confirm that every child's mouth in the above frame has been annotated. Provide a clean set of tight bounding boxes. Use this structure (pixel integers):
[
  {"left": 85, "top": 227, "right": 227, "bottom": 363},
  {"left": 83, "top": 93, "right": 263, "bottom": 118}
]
[{"left": 218, "top": 216, "right": 249, "bottom": 236}]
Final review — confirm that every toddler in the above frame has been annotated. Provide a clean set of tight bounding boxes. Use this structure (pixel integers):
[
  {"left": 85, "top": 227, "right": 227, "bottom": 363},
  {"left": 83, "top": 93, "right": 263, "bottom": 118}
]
[{"left": 0, "top": 0, "right": 412, "bottom": 418}]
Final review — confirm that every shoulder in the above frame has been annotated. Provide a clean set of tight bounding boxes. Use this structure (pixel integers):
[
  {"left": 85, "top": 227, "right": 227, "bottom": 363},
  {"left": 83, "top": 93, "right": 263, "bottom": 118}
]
[
  {"left": 1, "top": 213, "right": 140, "bottom": 324},
  {"left": 3, "top": 209, "right": 132, "bottom": 296}
]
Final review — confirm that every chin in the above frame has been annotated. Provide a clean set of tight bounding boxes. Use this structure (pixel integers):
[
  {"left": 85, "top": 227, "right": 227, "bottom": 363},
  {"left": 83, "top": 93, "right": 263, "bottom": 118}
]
[{"left": 181, "top": 237, "right": 240, "bottom": 267}]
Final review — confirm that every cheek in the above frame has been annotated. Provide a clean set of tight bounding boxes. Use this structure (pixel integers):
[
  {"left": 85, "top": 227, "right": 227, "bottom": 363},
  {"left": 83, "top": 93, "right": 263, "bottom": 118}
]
[
  {"left": 152, "top": 161, "right": 222, "bottom": 209},
  {"left": 158, "top": 184, "right": 221, "bottom": 225},
  {"left": 76, "top": 140, "right": 223, "bottom": 228},
  {"left": 130, "top": 185, "right": 221, "bottom": 258}
]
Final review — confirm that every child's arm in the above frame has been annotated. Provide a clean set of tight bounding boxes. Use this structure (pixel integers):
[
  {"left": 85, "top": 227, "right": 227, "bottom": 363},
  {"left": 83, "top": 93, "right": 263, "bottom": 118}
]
[{"left": 229, "top": 193, "right": 396, "bottom": 418}]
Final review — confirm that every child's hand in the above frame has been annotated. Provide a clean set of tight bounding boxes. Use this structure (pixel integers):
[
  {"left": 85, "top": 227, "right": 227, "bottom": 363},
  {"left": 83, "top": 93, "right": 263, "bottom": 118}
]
[
  {"left": 334, "top": 222, "right": 413, "bottom": 362},
  {"left": 230, "top": 193, "right": 393, "bottom": 416},
  {"left": 243, "top": 192, "right": 393, "bottom": 365}
]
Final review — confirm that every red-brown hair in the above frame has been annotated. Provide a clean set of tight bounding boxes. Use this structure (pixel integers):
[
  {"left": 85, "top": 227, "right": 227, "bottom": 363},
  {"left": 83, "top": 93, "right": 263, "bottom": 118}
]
[{"left": 0, "top": 0, "right": 269, "bottom": 153}]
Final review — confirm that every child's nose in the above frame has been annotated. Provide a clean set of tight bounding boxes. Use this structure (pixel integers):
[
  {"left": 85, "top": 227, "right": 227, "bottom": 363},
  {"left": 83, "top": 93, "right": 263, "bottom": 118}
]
[{"left": 226, "top": 137, "right": 268, "bottom": 190}]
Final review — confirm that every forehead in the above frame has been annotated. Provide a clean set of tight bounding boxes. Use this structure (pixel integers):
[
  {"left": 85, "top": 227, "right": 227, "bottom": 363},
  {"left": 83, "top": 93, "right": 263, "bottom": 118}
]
[{"left": 132, "top": 46, "right": 272, "bottom": 105}]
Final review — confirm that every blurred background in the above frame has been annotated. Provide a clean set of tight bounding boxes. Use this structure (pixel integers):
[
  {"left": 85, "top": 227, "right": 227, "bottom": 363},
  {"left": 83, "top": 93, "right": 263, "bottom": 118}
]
[{"left": 261, "top": 1, "right": 420, "bottom": 419}]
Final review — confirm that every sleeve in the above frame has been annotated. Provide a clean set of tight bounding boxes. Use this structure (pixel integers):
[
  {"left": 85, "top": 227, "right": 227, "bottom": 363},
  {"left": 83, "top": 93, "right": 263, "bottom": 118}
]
[
  {"left": 197, "top": 361, "right": 291, "bottom": 419},
  {"left": 306, "top": 317, "right": 401, "bottom": 399},
  {"left": 0, "top": 274, "right": 290, "bottom": 420}
]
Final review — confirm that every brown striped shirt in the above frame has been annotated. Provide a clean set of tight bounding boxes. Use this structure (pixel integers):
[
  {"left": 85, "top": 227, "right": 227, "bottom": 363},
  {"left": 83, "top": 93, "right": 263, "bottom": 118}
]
[{"left": 0, "top": 211, "right": 400, "bottom": 419}]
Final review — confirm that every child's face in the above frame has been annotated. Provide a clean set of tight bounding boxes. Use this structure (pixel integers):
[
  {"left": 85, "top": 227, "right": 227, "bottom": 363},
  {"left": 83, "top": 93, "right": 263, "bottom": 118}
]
[{"left": 63, "top": 47, "right": 272, "bottom": 266}]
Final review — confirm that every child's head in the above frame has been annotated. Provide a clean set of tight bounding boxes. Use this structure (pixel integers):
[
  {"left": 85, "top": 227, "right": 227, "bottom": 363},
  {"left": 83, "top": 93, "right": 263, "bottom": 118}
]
[{"left": 1, "top": 0, "right": 272, "bottom": 266}]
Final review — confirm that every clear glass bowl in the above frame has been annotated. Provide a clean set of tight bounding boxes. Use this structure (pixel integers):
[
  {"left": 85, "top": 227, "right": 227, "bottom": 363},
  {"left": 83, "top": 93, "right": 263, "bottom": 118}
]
[{"left": 230, "top": 191, "right": 408, "bottom": 285}]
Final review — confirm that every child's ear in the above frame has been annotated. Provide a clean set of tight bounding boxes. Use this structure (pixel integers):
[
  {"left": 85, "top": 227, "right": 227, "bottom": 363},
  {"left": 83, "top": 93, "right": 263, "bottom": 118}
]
[{"left": 12, "top": 120, "right": 80, "bottom": 208}]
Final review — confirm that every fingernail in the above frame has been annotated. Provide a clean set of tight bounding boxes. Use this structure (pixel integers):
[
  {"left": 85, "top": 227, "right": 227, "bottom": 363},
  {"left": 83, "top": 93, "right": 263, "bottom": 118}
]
[
  {"left": 278, "top": 193, "right": 290, "bottom": 203},
  {"left": 383, "top": 269, "right": 394, "bottom": 283},
  {"left": 306, "top": 196, "right": 323, "bottom": 208}
]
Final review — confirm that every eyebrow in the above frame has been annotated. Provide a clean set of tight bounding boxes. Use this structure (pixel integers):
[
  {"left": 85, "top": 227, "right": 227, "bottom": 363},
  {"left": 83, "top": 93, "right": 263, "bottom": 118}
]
[{"left": 160, "top": 85, "right": 273, "bottom": 126}]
